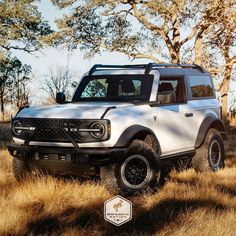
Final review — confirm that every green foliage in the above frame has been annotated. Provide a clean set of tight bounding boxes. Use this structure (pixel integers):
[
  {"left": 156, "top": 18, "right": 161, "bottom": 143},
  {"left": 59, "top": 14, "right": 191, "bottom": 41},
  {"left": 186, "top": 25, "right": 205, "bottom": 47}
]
[
  {"left": 0, "top": 0, "right": 52, "bottom": 54},
  {"left": 49, "top": 0, "right": 215, "bottom": 63},
  {"left": 50, "top": 1, "right": 146, "bottom": 59},
  {"left": 50, "top": 0, "right": 235, "bottom": 66},
  {"left": 0, "top": 56, "right": 32, "bottom": 119}
]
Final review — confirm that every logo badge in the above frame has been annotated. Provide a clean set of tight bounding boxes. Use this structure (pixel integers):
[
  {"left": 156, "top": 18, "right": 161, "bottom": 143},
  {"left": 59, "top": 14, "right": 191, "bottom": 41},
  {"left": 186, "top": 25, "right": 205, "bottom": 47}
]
[{"left": 104, "top": 195, "right": 132, "bottom": 226}]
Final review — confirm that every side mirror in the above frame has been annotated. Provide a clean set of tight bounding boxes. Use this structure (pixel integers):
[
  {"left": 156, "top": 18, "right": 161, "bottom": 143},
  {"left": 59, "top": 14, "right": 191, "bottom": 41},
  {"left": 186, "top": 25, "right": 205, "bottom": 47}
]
[{"left": 56, "top": 92, "right": 66, "bottom": 104}]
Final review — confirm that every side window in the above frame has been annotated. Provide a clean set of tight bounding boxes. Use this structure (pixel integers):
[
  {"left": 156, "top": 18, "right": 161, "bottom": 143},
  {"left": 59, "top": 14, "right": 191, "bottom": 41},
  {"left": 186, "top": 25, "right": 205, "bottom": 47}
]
[
  {"left": 189, "top": 75, "right": 214, "bottom": 98},
  {"left": 157, "top": 77, "right": 185, "bottom": 104}
]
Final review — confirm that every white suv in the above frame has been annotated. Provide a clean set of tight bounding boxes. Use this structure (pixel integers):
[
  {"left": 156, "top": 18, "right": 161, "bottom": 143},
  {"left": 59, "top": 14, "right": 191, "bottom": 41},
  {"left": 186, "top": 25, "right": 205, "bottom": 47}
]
[{"left": 8, "top": 63, "right": 226, "bottom": 193}]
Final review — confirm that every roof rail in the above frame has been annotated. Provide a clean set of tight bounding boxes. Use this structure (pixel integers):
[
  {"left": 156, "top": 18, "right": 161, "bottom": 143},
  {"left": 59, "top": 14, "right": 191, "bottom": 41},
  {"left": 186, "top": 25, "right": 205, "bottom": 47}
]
[
  {"left": 88, "top": 64, "right": 152, "bottom": 76},
  {"left": 150, "top": 63, "right": 206, "bottom": 72},
  {"left": 88, "top": 63, "right": 205, "bottom": 76}
]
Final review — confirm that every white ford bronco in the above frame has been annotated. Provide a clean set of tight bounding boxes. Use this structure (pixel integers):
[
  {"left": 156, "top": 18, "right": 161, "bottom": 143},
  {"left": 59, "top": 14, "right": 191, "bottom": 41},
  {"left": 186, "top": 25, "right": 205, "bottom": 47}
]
[{"left": 8, "top": 63, "right": 226, "bottom": 193}]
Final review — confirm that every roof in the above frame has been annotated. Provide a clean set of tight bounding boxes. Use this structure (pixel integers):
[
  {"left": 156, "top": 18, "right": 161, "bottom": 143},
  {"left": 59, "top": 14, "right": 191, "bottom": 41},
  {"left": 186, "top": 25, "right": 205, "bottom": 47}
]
[{"left": 89, "top": 63, "right": 209, "bottom": 76}]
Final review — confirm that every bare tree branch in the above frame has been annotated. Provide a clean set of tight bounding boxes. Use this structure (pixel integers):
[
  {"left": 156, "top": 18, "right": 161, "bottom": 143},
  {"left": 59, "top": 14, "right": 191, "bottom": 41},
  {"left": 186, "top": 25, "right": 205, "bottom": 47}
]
[
  {"left": 1, "top": 44, "right": 36, "bottom": 53},
  {"left": 129, "top": 52, "right": 162, "bottom": 63}
]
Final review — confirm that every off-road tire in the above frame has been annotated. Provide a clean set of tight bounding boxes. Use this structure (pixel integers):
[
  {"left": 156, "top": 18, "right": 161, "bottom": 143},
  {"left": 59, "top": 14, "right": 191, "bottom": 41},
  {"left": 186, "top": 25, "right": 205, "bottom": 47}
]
[
  {"left": 192, "top": 128, "right": 225, "bottom": 172},
  {"left": 12, "top": 157, "right": 29, "bottom": 180},
  {"left": 100, "top": 140, "right": 160, "bottom": 194}
]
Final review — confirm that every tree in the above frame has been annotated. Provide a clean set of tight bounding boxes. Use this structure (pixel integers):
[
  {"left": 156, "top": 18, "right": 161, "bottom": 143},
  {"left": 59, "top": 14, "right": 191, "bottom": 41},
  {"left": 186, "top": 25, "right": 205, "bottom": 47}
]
[
  {"left": 0, "top": 57, "right": 14, "bottom": 120},
  {"left": 207, "top": 1, "right": 236, "bottom": 122},
  {"left": 42, "top": 67, "right": 74, "bottom": 103},
  {"left": 9, "top": 61, "right": 32, "bottom": 109},
  {"left": 50, "top": 0, "right": 223, "bottom": 63},
  {"left": 0, "top": 0, "right": 52, "bottom": 56},
  {"left": 188, "top": 0, "right": 236, "bottom": 122},
  {"left": 0, "top": 0, "right": 52, "bottom": 119},
  {"left": 0, "top": 56, "right": 31, "bottom": 120},
  {"left": 51, "top": 0, "right": 236, "bottom": 122}
]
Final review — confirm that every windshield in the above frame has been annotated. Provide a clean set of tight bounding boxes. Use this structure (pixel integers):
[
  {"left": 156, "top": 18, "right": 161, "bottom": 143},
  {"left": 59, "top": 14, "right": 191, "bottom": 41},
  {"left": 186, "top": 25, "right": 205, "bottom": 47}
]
[{"left": 72, "top": 75, "right": 153, "bottom": 102}]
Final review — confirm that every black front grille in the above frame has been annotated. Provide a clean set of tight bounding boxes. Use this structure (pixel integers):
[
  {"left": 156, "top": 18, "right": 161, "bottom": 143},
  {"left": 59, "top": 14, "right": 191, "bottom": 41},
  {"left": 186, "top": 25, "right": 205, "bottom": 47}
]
[
  {"left": 19, "top": 119, "right": 83, "bottom": 128},
  {"left": 15, "top": 118, "right": 93, "bottom": 143}
]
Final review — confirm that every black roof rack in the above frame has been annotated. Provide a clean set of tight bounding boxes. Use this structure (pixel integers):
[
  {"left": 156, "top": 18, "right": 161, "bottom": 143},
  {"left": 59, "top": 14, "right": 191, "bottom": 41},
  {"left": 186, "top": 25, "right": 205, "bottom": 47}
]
[
  {"left": 88, "top": 63, "right": 206, "bottom": 76},
  {"left": 88, "top": 64, "right": 150, "bottom": 76},
  {"left": 150, "top": 63, "right": 206, "bottom": 73}
]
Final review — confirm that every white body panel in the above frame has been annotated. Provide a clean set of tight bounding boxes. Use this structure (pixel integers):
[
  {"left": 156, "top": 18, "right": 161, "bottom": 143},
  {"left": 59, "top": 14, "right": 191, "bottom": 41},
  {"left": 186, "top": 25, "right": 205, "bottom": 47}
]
[{"left": 18, "top": 102, "right": 133, "bottom": 119}]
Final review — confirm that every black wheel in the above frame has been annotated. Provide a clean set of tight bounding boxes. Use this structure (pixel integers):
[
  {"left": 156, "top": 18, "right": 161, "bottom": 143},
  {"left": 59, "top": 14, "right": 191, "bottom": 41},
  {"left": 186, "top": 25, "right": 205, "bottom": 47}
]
[
  {"left": 12, "top": 157, "right": 29, "bottom": 180},
  {"left": 100, "top": 140, "right": 160, "bottom": 194},
  {"left": 192, "top": 128, "right": 225, "bottom": 172}
]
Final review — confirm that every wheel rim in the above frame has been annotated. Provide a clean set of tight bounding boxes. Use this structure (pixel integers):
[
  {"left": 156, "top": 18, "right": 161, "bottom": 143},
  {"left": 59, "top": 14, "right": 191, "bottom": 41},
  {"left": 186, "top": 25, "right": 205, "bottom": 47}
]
[
  {"left": 121, "top": 155, "right": 151, "bottom": 189},
  {"left": 209, "top": 139, "right": 222, "bottom": 169}
]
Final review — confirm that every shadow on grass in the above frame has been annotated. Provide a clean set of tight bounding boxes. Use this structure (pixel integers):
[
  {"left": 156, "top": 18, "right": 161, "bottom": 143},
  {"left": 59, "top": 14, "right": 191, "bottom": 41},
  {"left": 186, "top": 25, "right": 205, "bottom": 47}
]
[
  {"left": 23, "top": 192, "right": 231, "bottom": 235},
  {"left": 27, "top": 202, "right": 104, "bottom": 235},
  {"left": 105, "top": 197, "right": 229, "bottom": 236},
  {"left": 215, "top": 184, "right": 236, "bottom": 197}
]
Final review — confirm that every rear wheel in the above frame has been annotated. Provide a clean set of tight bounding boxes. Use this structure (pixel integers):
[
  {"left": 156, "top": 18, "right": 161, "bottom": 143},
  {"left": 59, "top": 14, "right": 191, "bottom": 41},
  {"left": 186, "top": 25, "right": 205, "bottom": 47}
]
[
  {"left": 192, "top": 129, "right": 224, "bottom": 172},
  {"left": 100, "top": 140, "right": 160, "bottom": 194}
]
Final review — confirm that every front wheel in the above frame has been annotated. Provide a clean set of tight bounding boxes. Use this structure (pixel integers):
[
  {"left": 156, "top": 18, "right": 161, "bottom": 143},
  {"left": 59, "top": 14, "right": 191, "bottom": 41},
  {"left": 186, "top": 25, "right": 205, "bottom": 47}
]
[
  {"left": 192, "top": 129, "right": 225, "bottom": 172},
  {"left": 100, "top": 140, "right": 160, "bottom": 194}
]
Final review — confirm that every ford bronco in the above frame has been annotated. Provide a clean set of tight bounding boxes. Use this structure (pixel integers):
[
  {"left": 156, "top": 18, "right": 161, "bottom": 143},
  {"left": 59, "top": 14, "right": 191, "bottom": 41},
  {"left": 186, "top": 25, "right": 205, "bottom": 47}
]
[{"left": 8, "top": 63, "right": 226, "bottom": 193}]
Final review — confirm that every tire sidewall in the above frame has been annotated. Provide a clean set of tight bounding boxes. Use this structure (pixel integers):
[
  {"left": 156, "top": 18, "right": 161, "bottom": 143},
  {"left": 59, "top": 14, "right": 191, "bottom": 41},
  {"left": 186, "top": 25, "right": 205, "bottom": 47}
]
[
  {"left": 207, "top": 132, "right": 225, "bottom": 171},
  {"left": 114, "top": 140, "right": 160, "bottom": 193},
  {"left": 192, "top": 128, "right": 225, "bottom": 172}
]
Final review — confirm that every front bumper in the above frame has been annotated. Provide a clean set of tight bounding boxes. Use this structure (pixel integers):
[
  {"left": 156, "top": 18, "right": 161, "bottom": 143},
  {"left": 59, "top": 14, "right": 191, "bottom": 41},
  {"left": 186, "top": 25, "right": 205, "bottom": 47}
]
[{"left": 7, "top": 143, "right": 126, "bottom": 176}]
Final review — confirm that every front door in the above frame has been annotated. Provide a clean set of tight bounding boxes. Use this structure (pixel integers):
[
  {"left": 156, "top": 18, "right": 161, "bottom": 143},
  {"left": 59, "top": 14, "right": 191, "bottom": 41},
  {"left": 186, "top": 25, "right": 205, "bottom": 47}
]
[{"left": 152, "top": 76, "right": 195, "bottom": 155}]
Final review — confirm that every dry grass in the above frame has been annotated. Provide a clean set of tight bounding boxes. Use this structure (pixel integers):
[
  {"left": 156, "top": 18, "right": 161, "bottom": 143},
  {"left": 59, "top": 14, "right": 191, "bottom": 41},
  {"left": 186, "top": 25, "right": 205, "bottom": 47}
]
[
  {"left": 0, "top": 129, "right": 236, "bottom": 235},
  {"left": 0, "top": 122, "right": 11, "bottom": 149}
]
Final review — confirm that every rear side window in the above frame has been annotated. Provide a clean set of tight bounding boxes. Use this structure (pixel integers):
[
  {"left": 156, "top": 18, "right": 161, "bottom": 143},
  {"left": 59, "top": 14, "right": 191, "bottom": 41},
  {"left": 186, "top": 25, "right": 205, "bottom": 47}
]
[
  {"left": 157, "top": 77, "right": 186, "bottom": 104},
  {"left": 189, "top": 75, "right": 214, "bottom": 98}
]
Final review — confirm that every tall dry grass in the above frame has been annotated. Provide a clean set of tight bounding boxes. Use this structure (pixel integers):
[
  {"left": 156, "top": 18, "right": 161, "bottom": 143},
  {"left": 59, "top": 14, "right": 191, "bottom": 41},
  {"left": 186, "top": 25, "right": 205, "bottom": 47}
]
[
  {"left": 0, "top": 129, "right": 235, "bottom": 235},
  {"left": 0, "top": 122, "right": 11, "bottom": 149}
]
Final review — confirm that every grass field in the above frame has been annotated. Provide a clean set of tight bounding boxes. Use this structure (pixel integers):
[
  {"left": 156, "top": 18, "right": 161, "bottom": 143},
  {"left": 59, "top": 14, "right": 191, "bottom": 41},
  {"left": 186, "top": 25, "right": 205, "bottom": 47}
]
[
  {"left": 0, "top": 128, "right": 236, "bottom": 235},
  {"left": 0, "top": 122, "right": 11, "bottom": 149}
]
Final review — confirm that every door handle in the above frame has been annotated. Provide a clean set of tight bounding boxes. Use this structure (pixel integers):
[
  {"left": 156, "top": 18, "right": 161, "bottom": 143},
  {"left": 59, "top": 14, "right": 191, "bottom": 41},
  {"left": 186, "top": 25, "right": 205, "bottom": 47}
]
[{"left": 185, "top": 112, "right": 193, "bottom": 117}]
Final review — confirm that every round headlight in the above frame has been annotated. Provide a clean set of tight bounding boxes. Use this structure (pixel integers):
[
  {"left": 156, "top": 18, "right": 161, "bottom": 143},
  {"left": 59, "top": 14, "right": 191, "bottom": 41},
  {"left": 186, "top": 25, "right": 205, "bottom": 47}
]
[
  {"left": 13, "top": 120, "right": 23, "bottom": 135},
  {"left": 90, "top": 122, "right": 105, "bottom": 139}
]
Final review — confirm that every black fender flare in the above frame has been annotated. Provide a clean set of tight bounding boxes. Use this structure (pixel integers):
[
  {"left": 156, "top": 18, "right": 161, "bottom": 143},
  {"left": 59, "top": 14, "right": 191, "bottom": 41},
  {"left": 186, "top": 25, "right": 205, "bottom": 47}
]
[
  {"left": 195, "top": 115, "right": 226, "bottom": 148},
  {"left": 114, "top": 125, "right": 161, "bottom": 154}
]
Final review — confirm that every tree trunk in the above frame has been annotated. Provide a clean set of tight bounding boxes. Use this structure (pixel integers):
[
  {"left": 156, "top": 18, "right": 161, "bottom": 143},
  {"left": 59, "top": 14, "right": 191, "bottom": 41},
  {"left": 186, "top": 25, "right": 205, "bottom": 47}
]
[
  {"left": 220, "top": 79, "right": 229, "bottom": 123},
  {"left": 220, "top": 64, "right": 231, "bottom": 124},
  {"left": 169, "top": 46, "right": 180, "bottom": 63},
  {"left": 194, "top": 34, "right": 203, "bottom": 65},
  {"left": 171, "top": 19, "right": 181, "bottom": 64},
  {"left": 219, "top": 30, "right": 233, "bottom": 124},
  {"left": 0, "top": 92, "right": 4, "bottom": 121}
]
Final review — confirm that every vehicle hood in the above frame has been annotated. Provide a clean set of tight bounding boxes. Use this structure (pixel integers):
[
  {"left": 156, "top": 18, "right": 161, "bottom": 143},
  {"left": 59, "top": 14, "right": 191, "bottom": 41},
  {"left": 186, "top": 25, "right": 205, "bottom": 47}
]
[{"left": 16, "top": 102, "right": 134, "bottom": 119}]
